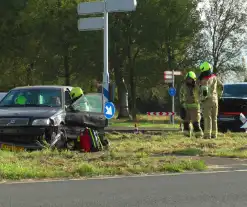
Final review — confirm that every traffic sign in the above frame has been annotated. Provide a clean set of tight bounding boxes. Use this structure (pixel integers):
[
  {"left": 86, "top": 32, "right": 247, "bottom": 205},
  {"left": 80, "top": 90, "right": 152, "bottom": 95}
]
[
  {"left": 168, "top": 87, "right": 176, "bottom": 96},
  {"left": 164, "top": 71, "right": 182, "bottom": 76},
  {"left": 107, "top": 0, "right": 137, "bottom": 12},
  {"left": 104, "top": 102, "right": 116, "bottom": 119},
  {"left": 78, "top": 17, "right": 104, "bottom": 31},
  {"left": 77, "top": 1, "right": 104, "bottom": 15},
  {"left": 164, "top": 74, "right": 173, "bottom": 80}
]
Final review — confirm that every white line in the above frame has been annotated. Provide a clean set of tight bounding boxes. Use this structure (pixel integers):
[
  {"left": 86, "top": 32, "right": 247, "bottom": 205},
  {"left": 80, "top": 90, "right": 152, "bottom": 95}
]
[{"left": 1, "top": 168, "right": 247, "bottom": 185}]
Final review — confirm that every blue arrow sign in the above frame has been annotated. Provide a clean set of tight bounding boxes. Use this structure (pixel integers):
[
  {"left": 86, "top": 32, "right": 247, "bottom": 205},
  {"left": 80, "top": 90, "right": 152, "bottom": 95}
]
[
  {"left": 104, "top": 102, "right": 116, "bottom": 119},
  {"left": 168, "top": 87, "right": 176, "bottom": 96}
]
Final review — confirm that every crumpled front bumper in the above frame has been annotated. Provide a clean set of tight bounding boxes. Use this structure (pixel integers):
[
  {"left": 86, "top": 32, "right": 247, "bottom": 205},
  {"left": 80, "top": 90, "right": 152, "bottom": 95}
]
[{"left": 0, "top": 126, "right": 51, "bottom": 150}]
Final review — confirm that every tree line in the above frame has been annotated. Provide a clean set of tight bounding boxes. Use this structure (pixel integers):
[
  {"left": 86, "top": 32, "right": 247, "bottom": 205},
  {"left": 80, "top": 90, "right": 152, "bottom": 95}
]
[{"left": 0, "top": 0, "right": 247, "bottom": 120}]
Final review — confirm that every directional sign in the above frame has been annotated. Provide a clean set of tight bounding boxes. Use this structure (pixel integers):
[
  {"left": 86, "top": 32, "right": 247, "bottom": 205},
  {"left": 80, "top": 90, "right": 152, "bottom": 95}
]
[
  {"left": 164, "top": 74, "right": 173, "bottom": 80},
  {"left": 104, "top": 102, "right": 116, "bottom": 119},
  {"left": 168, "top": 87, "right": 176, "bottom": 96},
  {"left": 78, "top": 17, "right": 104, "bottom": 31},
  {"left": 107, "top": 0, "right": 137, "bottom": 12},
  {"left": 78, "top": 0, "right": 136, "bottom": 15},
  {"left": 164, "top": 71, "right": 182, "bottom": 76},
  {"left": 77, "top": 1, "right": 104, "bottom": 15}
]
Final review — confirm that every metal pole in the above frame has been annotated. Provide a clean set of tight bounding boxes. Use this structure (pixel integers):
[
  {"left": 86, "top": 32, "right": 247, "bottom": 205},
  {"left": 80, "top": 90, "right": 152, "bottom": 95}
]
[
  {"left": 172, "top": 69, "right": 174, "bottom": 125},
  {"left": 102, "top": 0, "right": 109, "bottom": 103}
]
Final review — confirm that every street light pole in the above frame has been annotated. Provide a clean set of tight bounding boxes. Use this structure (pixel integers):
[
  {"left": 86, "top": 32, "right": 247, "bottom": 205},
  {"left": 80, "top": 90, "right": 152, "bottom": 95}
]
[{"left": 102, "top": 0, "right": 109, "bottom": 102}]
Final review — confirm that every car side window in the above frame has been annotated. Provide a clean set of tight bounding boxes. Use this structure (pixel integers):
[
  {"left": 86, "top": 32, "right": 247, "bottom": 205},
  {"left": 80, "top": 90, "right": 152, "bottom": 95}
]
[{"left": 65, "top": 90, "right": 72, "bottom": 105}]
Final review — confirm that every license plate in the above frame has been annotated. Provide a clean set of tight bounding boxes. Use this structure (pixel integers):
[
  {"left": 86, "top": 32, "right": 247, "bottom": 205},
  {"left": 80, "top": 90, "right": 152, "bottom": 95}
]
[{"left": 1, "top": 144, "right": 25, "bottom": 152}]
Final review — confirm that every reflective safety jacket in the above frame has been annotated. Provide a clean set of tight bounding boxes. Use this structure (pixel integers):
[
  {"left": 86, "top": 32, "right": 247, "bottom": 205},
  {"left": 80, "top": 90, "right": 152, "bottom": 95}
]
[
  {"left": 179, "top": 82, "right": 200, "bottom": 109},
  {"left": 199, "top": 74, "right": 223, "bottom": 102}
]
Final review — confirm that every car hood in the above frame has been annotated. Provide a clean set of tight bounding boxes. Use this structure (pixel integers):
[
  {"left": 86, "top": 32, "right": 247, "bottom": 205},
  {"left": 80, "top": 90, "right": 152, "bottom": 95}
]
[{"left": 0, "top": 107, "right": 62, "bottom": 118}]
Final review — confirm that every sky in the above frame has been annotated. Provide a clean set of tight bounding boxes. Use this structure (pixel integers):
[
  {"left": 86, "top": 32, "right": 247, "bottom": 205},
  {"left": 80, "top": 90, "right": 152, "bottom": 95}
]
[{"left": 197, "top": 0, "right": 247, "bottom": 83}]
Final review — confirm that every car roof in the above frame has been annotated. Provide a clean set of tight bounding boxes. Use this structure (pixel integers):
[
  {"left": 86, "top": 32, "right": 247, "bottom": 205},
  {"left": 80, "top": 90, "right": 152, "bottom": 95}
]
[{"left": 11, "top": 85, "right": 73, "bottom": 90}]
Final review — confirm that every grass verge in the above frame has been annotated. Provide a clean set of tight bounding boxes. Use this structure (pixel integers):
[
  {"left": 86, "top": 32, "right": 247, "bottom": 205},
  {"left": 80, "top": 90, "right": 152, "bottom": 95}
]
[
  {"left": 109, "top": 114, "right": 180, "bottom": 128},
  {"left": 109, "top": 131, "right": 247, "bottom": 159},
  {"left": 1, "top": 131, "right": 247, "bottom": 181},
  {"left": 0, "top": 149, "right": 205, "bottom": 181}
]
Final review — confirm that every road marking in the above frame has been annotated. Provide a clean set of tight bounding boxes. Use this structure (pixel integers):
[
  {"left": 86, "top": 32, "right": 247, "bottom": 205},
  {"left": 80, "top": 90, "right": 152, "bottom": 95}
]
[{"left": 1, "top": 168, "right": 247, "bottom": 185}]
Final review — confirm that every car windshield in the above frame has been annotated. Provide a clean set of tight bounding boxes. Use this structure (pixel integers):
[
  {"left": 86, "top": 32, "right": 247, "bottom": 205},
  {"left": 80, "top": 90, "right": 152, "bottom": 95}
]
[
  {"left": 0, "top": 88, "right": 62, "bottom": 107},
  {"left": 223, "top": 84, "right": 247, "bottom": 98},
  {"left": 71, "top": 93, "right": 106, "bottom": 113},
  {"left": 0, "top": 92, "right": 7, "bottom": 101}
]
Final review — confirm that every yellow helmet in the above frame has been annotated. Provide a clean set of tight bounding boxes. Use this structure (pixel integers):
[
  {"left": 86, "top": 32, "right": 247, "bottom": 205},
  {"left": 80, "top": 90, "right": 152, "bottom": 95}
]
[
  {"left": 70, "top": 87, "right": 83, "bottom": 100},
  {"left": 185, "top": 71, "right": 196, "bottom": 80},
  {"left": 200, "top": 61, "right": 212, "bottom": 72},
  {"left": 15, "top": 95, "right": 27, "bottom": 105}
]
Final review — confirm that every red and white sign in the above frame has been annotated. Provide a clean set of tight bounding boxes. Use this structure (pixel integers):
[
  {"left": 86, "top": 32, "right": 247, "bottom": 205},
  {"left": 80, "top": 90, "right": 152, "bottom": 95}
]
[
  {"left": 164, "top": 71, "right": 182, "bottom": 80},
  {"left": 147, "top": 112, "right": 175, "bottom": 116}
]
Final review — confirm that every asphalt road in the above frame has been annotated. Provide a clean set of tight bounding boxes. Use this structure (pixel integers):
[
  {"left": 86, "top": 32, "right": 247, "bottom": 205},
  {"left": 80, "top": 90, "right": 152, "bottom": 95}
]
[{"left": 1, "top": 171, "right": 247, "bottom": 207}]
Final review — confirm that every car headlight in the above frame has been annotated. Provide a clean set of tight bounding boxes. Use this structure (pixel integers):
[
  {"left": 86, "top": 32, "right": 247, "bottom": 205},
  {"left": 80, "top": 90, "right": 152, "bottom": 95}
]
[{"left": 32, "top": 119, "right": 50, "bottom": 126}]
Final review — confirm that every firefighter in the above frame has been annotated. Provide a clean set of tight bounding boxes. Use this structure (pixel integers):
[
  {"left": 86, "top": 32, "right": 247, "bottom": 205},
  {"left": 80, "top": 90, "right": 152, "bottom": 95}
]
[
  {"left": 70, "top": 87, "right": 90, "bottom": 111},
  {"left": 70, "top": 87, "right": 84, "bottom": 102},
  {"left": 179, "top": 71, "right": 203, "bottom": 138},
  {"left": 198, "top": 61, "right": 223, "bottom": 139}
]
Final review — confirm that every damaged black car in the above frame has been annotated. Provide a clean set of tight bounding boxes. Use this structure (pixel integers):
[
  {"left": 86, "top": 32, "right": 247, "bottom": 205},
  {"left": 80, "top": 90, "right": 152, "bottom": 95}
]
[{"left": 0, "top": 85, "right": 107, "bottom": 151}]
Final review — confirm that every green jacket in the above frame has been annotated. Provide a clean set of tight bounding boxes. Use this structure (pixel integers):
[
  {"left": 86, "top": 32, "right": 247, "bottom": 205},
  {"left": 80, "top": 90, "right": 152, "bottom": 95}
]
[{"left": 179, "top": 82, "right": 200, "bottom": 109}]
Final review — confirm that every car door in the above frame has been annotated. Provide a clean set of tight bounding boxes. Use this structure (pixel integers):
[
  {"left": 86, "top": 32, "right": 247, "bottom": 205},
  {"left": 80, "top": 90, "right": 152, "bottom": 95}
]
[{"left": 65, "top": 93, "right": 107, "bottom": 129}]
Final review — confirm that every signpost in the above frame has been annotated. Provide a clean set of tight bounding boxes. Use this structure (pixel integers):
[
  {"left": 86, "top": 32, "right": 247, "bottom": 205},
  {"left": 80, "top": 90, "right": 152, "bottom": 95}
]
[
  {"left": 77, "top": 0, "right": 137, "bottom": 105},
  {"left": 164, "top": 70, "right": 182, "bottom": 124}
]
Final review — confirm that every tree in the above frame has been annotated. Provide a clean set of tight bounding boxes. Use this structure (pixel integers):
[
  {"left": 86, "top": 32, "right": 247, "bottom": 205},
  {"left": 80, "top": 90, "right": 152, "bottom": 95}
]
[{"left": 199, "top": 0, "right": 247, "bottom": 74}]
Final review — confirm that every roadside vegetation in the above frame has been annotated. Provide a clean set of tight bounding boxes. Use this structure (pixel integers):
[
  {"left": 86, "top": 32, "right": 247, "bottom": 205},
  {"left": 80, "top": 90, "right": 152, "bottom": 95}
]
[{"left": 1, "top": 131, "right": 247, "bottom": 181}]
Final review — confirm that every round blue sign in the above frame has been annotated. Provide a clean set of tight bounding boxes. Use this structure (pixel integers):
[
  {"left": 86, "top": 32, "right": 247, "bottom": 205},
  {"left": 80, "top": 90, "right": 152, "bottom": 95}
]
[
  {"left": 168, "top": 87, "right": 176, "bottom": 96},
  {"left": 104, "top": 102, "right": 116, "bottom": 119}
]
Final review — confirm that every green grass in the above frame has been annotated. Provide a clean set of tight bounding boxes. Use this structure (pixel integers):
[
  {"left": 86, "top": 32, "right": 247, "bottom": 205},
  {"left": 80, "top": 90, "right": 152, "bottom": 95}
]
[
  {"left": 109, "top": 114, "right": 181, "bottom": 128},
  {"left": 108, "top": 131, "right": 247, "bottom": 159},
  {"left": 1, "top": 131, "right": 247, "bottom": 181},
  {"left": 109, "top": 122, "right": 180, "bottom": 128}
]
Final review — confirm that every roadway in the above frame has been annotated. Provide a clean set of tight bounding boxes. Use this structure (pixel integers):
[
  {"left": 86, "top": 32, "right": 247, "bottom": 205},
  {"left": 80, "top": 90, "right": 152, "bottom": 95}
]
[{"left": 1, "top": 170, "right": 247, "bottom": 207}]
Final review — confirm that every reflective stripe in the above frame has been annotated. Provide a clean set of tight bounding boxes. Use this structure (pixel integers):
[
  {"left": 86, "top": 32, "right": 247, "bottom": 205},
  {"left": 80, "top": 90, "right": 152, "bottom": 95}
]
[
  {"left": 185, "top": 103, "right": 200, "bottom": 108},
  {"left": 89, "top": 128, "right": 96, "bottom": 148}
]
